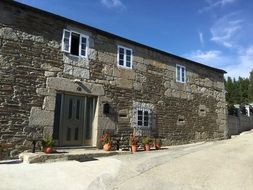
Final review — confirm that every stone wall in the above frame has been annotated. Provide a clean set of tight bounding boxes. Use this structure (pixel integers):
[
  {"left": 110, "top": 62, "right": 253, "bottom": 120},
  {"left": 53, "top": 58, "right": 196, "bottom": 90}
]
[
  {"left": 228, "top": 115, "right": 253, "bottom": 136},
  {"left": 0, "top": 1, "right": 228, "bottom": 159}
]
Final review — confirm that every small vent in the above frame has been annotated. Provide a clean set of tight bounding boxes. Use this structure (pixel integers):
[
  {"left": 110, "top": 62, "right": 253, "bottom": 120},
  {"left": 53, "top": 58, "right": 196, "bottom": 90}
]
[{"left": 119, "top": 114, "right": 127, "bottom": 118}]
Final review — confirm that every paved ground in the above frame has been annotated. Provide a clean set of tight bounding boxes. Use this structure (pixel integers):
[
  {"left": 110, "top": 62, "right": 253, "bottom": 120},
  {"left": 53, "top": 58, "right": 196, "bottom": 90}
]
[{"left": 1, "top": 130, "right": 253, "bottom": 190}]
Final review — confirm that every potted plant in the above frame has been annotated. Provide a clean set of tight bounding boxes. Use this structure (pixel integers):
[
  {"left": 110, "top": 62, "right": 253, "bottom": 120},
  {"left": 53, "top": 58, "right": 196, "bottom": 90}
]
[
  {"left": 42, "top": 136, "right": 54, "bottom": 154},
  {"left": 129, "top": 134, "right": 138, "bottom": 153},
  {"left": 99, "top": 131, "right": 112, "bottom": 151},
  {"left": 142, "top": 136, "right": 152, "bottom": 151},
  {"left": 154, "top": 138, "right": 162, "bottom": 150}
]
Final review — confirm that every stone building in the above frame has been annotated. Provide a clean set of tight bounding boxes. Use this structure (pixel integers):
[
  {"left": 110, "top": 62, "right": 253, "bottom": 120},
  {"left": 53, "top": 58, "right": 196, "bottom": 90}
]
[{"left": 0, "top": 0, "right": 228, "bottom": 159}]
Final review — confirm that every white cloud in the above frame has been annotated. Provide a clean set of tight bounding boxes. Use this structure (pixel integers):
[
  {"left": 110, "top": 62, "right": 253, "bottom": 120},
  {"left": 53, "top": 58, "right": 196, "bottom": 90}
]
[
  {"left": 101, "top": 0, "right": 125, "bottom": 9},
  {"left": 185, "top": 48, "right": 253, "bottom": 79},
  {"left": 210, "top": 13, "right": 243, "bottom": 48},
  {"left": 199, "top": 32, "right": 204, "bottom": 46},
  {"left": 199, "top": 0, "right": 236, "bottom": 13},
  {"left": 226, "top": 47, "right": 253, "bottom": 78},
  {"left": 186, "top": 50, "right": 224, "bottom": 67}
]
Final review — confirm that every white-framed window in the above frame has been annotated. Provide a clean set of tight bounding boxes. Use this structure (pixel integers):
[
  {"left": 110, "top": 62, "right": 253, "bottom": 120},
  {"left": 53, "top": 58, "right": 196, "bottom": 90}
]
[
  {"left": 62, "top": 29, "right": 89, "bottom": 58},
  {"left": 176, "top": 64, "right": 186, "bottom": 83},
  {"left": 137, "top": 109, "right": 151, "bottom": 128},
  {"left": 117, "top": 45, "right": 133, "bottom": 69}
]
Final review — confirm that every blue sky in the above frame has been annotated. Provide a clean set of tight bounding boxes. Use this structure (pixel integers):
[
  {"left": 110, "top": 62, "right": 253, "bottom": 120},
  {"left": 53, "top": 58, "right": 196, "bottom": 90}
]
[{"left": 16, "top": 0, "right": 253, "bottom": 78}]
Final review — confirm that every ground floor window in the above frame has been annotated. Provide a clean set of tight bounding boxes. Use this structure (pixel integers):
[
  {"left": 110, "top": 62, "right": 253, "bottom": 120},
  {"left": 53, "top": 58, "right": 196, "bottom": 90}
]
[{"left": 133, "top": 102, "right": 154, "bottom": 136}]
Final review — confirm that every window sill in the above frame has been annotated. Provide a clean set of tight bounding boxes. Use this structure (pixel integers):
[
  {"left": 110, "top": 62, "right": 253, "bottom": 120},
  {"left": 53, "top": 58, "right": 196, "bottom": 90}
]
[
  {"left": 63, "top": 52, "right": 88, "bottom": 59},
  {"left": 117, "top": 64, "right": 133, "bottom": 70}
]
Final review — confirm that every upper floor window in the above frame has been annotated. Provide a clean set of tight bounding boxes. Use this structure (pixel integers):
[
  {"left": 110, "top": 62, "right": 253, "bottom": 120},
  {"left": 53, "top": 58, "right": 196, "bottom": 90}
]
[
  {"left": 117, "top": 45, "right": 133, "bottom": 69},
  {"left": 62, "top": 29, "right": 89, "bottom": 58},
  {"left": 176, "top": 64, "right": 186, "bottom": 83}
]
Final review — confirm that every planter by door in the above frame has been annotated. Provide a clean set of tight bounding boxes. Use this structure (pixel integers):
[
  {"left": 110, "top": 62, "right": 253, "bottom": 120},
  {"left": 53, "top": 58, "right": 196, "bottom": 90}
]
[
  {"left": 43, "top": 147, "right": 53, "bottom": 154},
  {"left": 103, "top": 143, "right": 111, "bottom": 151},
  {"left": 155, "top": 144, "right": 161, "bottom": 150},
  {"left": 131, "top": 145, "right": 137, "bottom": 153},
  {"left": 144, "top": 144, "right": 150, "bottom": 151}
]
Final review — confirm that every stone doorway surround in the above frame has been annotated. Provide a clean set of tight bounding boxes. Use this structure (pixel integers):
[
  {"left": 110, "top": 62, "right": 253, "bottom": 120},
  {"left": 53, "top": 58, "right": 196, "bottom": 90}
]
[{"left": 28, "top": 77, "right": 104, "bottom": 147}]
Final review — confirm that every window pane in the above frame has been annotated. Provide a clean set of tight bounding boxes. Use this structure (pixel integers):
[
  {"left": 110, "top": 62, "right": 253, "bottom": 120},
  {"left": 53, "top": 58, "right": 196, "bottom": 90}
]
[
  {"left": 81, "top": 43, "right": 86, "bottom": 49},
  {"left": 74, "top": 127, "right": 78, "bottom": 140},
  {"left": 80, "top": 36, "right": 87, "bottom": 56},
  {"left": 70, "top": 33, "right": 80, "bottom": 56},
  {"left": 177, "top": 66, "right": 181, "bottom": 81},
  {"left": 119, "top": 48, "right": 124, "bottom": 54},
  {"left": 138, "top": 121, "right": 142, "bottom": 126},
  {"left": 67, "top": 127, "right": 71, "bottom": 141},
  {"left": 65, "top": 31, "right": 70, "bottom": 38},
  {"left": 182, "top": 68, "right": 185, "bottom": 82},
  {"left": 64, "top": 39, "right": 70, "bottom": 51},
  {"left": 81, "top": 37, "right": 87, "bottom": 44},
  {"left": 126, "top": 49, "right": 131, "bottom": 56},
  {"left": 81, "top": 50, "right": 86, "bottom": 56},
  {"left": 63, "top": 30, "right": 70, "bottom": 52},
  {"left": 76, "top": 99, "right": 80, "bottom": 120},
  {"left": 119, "top": 60, "right": 124, "bottom": 66},
  {"left": 144, "top": 121, "right": 148, "bottom": 126},
  {"left": 68, "top": 99, "right": 73, "bottom": 119},
  {"left": 119, "top": 54, "right": 124, "bottom": 60},
  {"left": 126, "top": 61, "right": 131, "bottom": 67}
]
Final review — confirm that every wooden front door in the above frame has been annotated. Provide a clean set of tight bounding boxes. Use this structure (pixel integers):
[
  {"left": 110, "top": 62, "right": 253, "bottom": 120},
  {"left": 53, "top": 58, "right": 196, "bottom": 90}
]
[{"left": 59, "top": 94, "right": 96, "bottom": 146}]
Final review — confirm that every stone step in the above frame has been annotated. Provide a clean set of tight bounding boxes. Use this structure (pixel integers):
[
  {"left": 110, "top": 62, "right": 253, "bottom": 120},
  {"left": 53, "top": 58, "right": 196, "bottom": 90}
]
[{"left": 19, "top": 149, "right": 130, "bottom": 164}]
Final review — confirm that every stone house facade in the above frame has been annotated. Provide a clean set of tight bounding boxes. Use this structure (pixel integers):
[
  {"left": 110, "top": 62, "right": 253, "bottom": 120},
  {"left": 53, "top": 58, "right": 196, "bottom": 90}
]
[{"left": 0, "top": 1, "right": 228, "bottom": 159}]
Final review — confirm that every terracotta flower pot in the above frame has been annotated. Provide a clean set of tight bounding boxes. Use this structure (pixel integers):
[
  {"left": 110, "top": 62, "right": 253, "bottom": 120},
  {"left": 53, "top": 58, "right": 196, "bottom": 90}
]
[
  {"left": 131, "top": 145, "right": 138, "bottom": 153},
  {"left": 145, "top": 144, "right": 150, "bottom": 151},
  {"left": 155, "top": 144, "right": 161, "bottom": 150},
  {"left": 43, "top": 147, "right": 53, "bottom": 154},
  {"left": 103, "top": 143, "right": 111, "bottom": 151}
]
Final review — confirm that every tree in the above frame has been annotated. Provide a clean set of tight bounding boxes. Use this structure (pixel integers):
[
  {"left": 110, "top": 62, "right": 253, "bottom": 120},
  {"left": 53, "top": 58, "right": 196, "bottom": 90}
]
[
  {"left": 249, "top": 70, "right": 253, "bottom": 102},
  {"left": 225, "top": 75, "right": 250, "bottom": 104}
]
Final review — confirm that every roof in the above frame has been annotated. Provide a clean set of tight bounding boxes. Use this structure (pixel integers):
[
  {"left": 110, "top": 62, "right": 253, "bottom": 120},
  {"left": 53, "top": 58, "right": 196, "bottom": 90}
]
[{"left": 4, "top": 0, "right": 226, "bottom": 74}]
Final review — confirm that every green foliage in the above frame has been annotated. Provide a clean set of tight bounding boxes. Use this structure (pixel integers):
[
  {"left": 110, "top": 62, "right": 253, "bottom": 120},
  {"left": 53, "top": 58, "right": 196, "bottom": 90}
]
[
  {"left": 249, "top": 70, "right": 253, "bottom": 102},
  {"left": 99, "top": 131, "right": 112, "bottom": 145},
  {"left": 227, "top": 104, "right": 238, "bottom": 116},
  {"left": 225, "top": 71, "right": 253, "bottom": 104},
  {"left": 141, "top": 136, "right": 152, "bottom": 145},
  {"left": 42, "top": 136, "right": 54, "bottom": 147},
  {"left": 129, "top": 134, "right": 138, "bottom": 145}
]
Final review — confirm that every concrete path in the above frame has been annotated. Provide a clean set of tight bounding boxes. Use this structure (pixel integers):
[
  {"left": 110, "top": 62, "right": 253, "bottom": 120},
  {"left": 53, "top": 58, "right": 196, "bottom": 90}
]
[{"left": 1, "top": 130, "right": 253, "bottom": 190}]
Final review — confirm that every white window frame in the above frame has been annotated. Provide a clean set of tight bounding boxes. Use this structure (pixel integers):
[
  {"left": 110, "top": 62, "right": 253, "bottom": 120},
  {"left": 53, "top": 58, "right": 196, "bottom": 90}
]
[
  {"left": 117, "top": 45, "right": 133, "bottom": 69},
  {"left": 176, "top": 64, "right": 186, "bottom": 83},
  {"left": 61, "top": 29, "right": 89, "bottom": 58},
  {"left": 136, "top": 108, "right": 152, "bottom": 129}
]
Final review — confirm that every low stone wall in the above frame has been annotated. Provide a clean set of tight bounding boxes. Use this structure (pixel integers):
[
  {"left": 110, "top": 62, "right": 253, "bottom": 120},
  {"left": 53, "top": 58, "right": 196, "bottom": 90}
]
[{"left": 228, "top": 115, "right": 253, "bottom": 136}]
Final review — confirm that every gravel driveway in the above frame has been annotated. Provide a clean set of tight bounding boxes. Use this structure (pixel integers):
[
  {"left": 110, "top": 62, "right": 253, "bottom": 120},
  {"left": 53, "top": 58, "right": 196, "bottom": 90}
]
[{"left": 1, "top": 130, "right": 253, "bottom": 190}]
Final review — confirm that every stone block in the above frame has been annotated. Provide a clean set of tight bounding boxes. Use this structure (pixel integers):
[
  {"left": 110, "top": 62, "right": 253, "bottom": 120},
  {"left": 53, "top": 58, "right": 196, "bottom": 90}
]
[
  {"left": 47, "top": 77, "right": 104, "bottom": 96},
  {"left": 133, "top": 82, "right": 142, "bottom": 91},
  {"left": 44, "top": 71, "right": 55, "bottom": 77},
  {"left": 114, "top": 68, "right": 135, "bottom": 80},
  {"left": 73, "top": 66, "right": 90, "bottom": 79},
  {"left": 135, "top": 62, "right": 147, "bottom": 73},
  {"left": 116, "top": 78, "right": 133, "bottom": 89},
  {"left": 42, "top": 96, "right": 56, "bottom": 111},
  {"left": 29, "top": 107, "right": 54, "bottom": 127}
]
